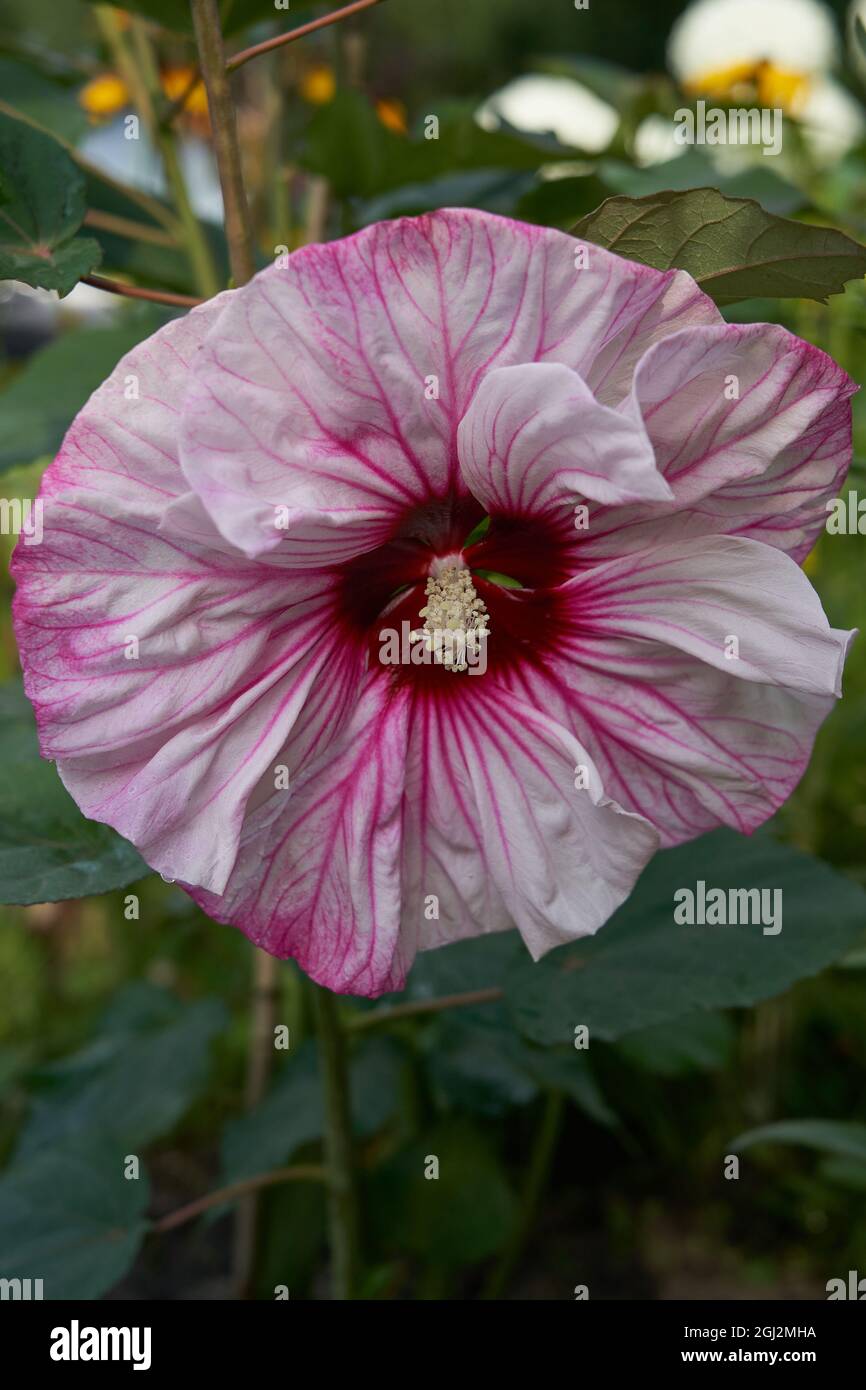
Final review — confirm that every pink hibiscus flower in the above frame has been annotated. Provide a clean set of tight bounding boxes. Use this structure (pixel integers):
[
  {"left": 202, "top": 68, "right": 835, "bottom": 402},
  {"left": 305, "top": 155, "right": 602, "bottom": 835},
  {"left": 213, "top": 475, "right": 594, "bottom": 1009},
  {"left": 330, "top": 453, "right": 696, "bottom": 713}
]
[{"left": 12, "top": 209, "right": 855, "bottom": 996}]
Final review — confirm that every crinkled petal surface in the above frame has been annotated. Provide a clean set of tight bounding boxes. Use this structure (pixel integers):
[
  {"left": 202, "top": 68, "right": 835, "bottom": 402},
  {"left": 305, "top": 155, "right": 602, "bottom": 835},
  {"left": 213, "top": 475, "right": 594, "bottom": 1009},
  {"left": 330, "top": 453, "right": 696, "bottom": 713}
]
[{"left": 12, "top": 300, "right": 364, "bottom": 892}]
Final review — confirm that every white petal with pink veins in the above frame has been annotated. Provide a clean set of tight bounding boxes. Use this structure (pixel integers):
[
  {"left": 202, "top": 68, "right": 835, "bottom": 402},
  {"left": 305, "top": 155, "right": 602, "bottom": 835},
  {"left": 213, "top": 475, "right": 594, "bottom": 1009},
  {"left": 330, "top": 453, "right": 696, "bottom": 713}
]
[
  {"left": 13, "top": 304, "right": 365, "bottom": 893},
  {"left": 502, "top": 534, "right": 853, "bottom": 845},
  {"left": 179, "top": 210, "right": 717, "bottom": 560},
  {"left": 457, "top": 360, "right": 673, "bottom": 517},
  {"left": 192, "top": 680, "right": 411, "bottom": 997},
  {"left": 445, "top": 687, "right": 659, "bottom": 959},
  {"left": 575, "top": 322, "right": 856, "bottom": 568}
]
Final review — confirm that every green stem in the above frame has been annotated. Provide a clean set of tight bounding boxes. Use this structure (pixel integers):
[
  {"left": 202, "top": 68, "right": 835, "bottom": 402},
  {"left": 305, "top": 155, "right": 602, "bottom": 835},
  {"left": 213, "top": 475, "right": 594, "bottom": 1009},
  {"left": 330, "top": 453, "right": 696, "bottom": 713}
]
[
  {"left": 95, "top": 6, "right": 219, "bottom": 299},
  {"left": 481, "top": 1091, "right": 565, "bottom": 1300},
  {"left": 348, "top": 985, "right": 503, "bottom": 1032},
  {"left": 314, "top": 985, "right": 361, "bottom": 1300},
  {"left": 129, "top": 19, "right": 221, "bottom": 299},
  {"left": 152, "top": 1163, "right": 326, "bottom": 1233},
  {"left": 190, "top": 0, "right": 256, "bottom": 286}
]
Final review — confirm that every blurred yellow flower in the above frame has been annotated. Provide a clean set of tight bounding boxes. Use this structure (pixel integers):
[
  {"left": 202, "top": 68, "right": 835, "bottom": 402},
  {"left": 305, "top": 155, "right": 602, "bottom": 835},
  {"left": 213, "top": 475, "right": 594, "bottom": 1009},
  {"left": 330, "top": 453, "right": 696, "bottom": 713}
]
[
  {"left": 79, "top": 73, "right": 129, "bottom": 121},
  {"left": 161, "top": 67, "right": 209, "bottom": 119},
  {"left": 301, "top": 66, "right": 337, "bottom": 105},
  {"left": 79, "top": 67, "right": 208, "bottom": 123},
  {"left": 683, "top": 59, "right": 810, "bottom": 114},
  {"left": 375, "top": 98, "right": 408, "bottom": 135}
]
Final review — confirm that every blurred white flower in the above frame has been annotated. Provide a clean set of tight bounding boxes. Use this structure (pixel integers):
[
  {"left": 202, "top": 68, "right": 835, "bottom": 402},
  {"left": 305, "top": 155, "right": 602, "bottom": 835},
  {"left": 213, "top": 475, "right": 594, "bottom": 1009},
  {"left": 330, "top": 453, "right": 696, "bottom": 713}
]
[
  {"left": 476, "top": 74, "right": 619, "bottom": 154},
  {"left": 798, "top": 74, "right": 866, "bottom": 159},
  {"left": 668, "top": 0, "right": 864, "bottom": 160},
  {"left": 632, "top": 114, "right": 685, "bottom": 166},
  {"left": 669, "top": 0, "right": 839, "bottom": 97},
  {"left": 78, "top": 120, "right": 223, "bottom": 224}
]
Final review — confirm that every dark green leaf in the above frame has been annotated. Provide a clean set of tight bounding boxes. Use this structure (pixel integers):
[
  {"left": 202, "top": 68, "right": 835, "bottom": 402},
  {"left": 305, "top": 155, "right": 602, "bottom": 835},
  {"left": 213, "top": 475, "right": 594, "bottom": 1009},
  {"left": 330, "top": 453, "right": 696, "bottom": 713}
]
[
  {"left": 615, "top": 1011, "right": 735, "bottom": 1076},
  {"left": 730, "top": 1119, "right": 866, "bottom": 1163},
  {"left": 0, "top": 58, "right": 89, "bottom": 144},
  {"left": 374, "top": 1121, "right": 518, "bottom": 1264},
  {"left": 220, "top": 1035, "right": 406, "bottom": 1186},
  {"left": 522, "top": 1047, "right": 619, "bottom": 1128},
  {"left": 304, "top": 95, "right": 553, "bottom": 202},
  {"left": 399, "top": 928, "right": 522, "bottom": 1002},
  {"left": 0, "top": 113, "right": 101, "bottom": 294},
  {"left": 0, "top": 680, "right": 149, "bottom": 904},
  {"left": 506, "top": 831, "right": 866, "bottom": 1045},
  {"left": 17, "top": 994, "right": 227, "bottom": 1156},
  {"left": 516, "top": 173, "right": 612, "bottom": 228},
  {"left": 0, "top": 1138, "right": 149, "bottom": 1299},
  {"left": 359, "top": 168, "right": 537, "bottom": 223},
  {"left": 573, "top": 187, "right": 866, "bottom": 304}
]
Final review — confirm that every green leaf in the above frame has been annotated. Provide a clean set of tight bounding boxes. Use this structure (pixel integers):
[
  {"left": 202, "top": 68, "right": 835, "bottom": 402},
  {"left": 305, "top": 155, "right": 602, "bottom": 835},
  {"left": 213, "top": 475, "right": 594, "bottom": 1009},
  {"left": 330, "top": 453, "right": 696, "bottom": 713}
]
[
  {"left": 0, "top": 1138, "right": 149, "bottom": 1299},
  {"left": 0, "top": 680, "right": 148, "bottom": 904},
  {"left": 0, "top": 113, "right": 101, "bottom": 295},
  {"left": 425, "top": 1015, "right": 539, "bottom": 1117},
  {"left": 304, "top": 95, "right": 553, "bottom": 202},
  {"left": 0, "top": 318, "right": 164, "bottom": 473},
  {"left": 359, "top": 168, "right": 538, "bottom": 224},
  {"left": 572, "top": 187, "right": 866, "bottom": 304},
  {"left": 730, "top": 1119, "right": 866, "bottom": 1163},
  {"left": 521, "top": 1047, "right": 620, "bottom": 1128},
  {"left": 505, "top": 830, "right": 866, "bottom": 1045},
  {"left": 373, "top": 1121, "right": 518, "bottom": 1264},
  {"left": 17, "top": 993, "right": 227, "bottom": 1156},
  {"left": 597, "top": 154, "right": 806, "bottom": 216},
  {"left": 398, "top": 928, "right": 523, "bottom": 1001},
  {"left": 516, "top": 173, "right": 614, "bottom": 229},
  {"left": 615, "top": 1011, "right": 735, "bottom": 1077},
  {"left": 0, "top": 58, "right": 89, "bottom": 144},
  {"left": 220, "top": 1036, "right": 406, "bottom": 1186}
]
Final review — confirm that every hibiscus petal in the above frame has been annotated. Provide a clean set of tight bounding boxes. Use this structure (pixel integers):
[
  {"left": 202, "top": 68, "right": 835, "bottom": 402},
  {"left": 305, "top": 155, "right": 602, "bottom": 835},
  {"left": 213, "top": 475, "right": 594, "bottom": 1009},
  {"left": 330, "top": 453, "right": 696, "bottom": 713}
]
[
  {"left": 508, "top": 535, "right": 853, "bottom": 844},
  {"left": 442, "top": 687, "right": 660, "bottom": 958},
  {"left": 402, "top": 693, "right": 514, "bottom": 953},
  {"left": 179, "top": 209, "right": 717, "bottom": 560},
  {"left": 457, "top": 360, "right": 673, "bottom": 517},
  {"left": 191, "top": 679, "right": 411, "bottom": 997},
  {"left": 195, "top": 677, "right": 658, "bottom": 992},
  {"left": 577, "top": 321, "right": 856, "bottom": 567},
  {"left": 12, "top": 304, "right": 364, "bottom": 892}
]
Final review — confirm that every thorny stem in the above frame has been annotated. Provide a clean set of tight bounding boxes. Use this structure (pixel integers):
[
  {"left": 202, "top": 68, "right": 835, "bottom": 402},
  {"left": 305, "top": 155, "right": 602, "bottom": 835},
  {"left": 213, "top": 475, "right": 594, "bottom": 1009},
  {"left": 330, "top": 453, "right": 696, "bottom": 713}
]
[
  {"left": 348, "top": 985, "right": 504, "bottom": 1031},
  {"left": 82, "top": 274, "right": 203, "bottom": 307},
  {"left": 152, "top": 1164, "right": 326, "bottom": 1234},
  {"left": 314, "top": 986, "right": 361, "bottom": 1299},
  {"left": 481, "top": 1091, "right": 565, "bottom": 1300},
  {"left": 226, "top": 0, "right": 388, "bottom": 74},
  {"left": 190, "top": 0, "right": 255, "bottom": 286}
]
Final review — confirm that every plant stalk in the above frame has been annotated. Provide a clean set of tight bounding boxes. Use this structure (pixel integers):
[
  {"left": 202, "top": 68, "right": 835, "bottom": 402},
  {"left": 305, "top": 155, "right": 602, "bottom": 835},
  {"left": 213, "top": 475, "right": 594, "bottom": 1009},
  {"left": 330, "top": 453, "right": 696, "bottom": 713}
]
[
  {"left": 128, "top": 17, "right": 221, "bottom": 299},
  {"left": 481, "top": 1091, "right": 565, "bottom": 1300},
  {"left": 190, "top": 0, "right": 255, "bottom": 286},
  {"left": 314, "top": 985, "right": 361, "bottom": 1299}
]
